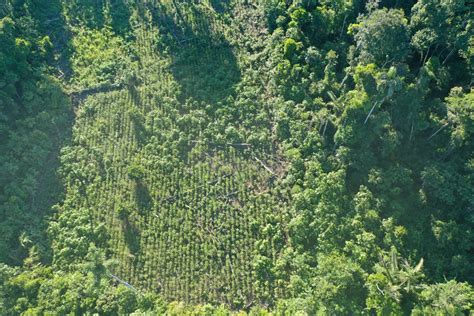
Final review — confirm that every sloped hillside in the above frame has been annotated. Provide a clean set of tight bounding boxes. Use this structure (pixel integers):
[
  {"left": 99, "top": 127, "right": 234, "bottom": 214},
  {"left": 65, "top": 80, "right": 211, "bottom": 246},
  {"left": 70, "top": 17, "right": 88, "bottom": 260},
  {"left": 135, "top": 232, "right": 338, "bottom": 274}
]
[{"left": 1, "top": 0, "right": 473, "bottom": 314}]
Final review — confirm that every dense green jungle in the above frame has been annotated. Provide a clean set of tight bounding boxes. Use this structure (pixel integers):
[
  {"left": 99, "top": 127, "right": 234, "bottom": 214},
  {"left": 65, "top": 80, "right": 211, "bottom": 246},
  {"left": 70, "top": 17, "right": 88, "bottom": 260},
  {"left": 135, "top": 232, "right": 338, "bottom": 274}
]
[{"left": 0, "top": 0, "right": 473, "bottom": 314}]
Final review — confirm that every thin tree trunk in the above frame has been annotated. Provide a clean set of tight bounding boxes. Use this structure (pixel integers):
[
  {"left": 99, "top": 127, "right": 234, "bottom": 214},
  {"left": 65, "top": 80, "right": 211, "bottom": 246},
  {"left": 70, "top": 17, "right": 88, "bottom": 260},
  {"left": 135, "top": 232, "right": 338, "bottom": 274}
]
[
  {"left": 423, "top": 45, "right": 431, "bottom": 65},
  {"left": 442, "top": 47, "right": 456, "bottom": 65}
]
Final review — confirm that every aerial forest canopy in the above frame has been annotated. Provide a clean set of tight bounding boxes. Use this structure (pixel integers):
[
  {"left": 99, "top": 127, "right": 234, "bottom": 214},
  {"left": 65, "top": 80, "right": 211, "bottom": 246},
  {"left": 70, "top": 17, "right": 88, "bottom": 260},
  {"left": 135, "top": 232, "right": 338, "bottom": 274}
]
[{"left": 0, "top": 0, "right": 473, "bottom": 314}]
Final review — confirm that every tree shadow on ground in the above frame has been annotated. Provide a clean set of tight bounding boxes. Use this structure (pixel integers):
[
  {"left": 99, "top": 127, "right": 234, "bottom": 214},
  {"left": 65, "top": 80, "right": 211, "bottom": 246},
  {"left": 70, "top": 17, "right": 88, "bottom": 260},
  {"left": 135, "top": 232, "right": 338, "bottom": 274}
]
[
  {"left": 151, "top": 2, "right": 241, "bottom": 104},
  {"left": 61, "top": 0, "right": 105, "bottom": 29},
  {"left": 60, "top": 0, "right": 131, "bottom": 35},
  {"left": 124, "top": 220, "right": 141, "bottom": 254},
  {"left": 109, "top": 0, "right": 132, "bottom": 35},
  {"left": 209, "top": 0, "right": 232, "bottom": 13},
  {"left": 135, "top": 181, "right": 152, "bottom": 215}
]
